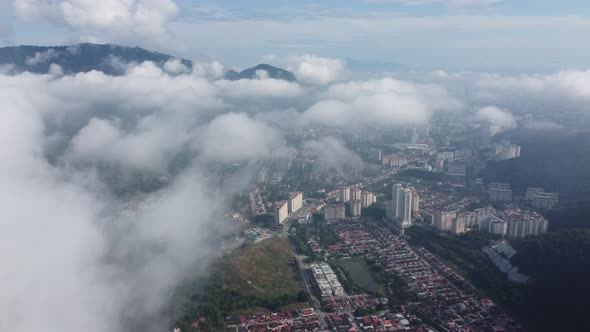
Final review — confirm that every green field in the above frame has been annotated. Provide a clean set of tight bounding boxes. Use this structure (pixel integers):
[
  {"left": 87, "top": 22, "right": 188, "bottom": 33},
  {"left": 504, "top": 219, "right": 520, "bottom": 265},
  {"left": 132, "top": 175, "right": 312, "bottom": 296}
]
[
  {"left": 223, "top": 236, "right": 300, "bottom": 298},
  {"left": 170, "top": 237, "right": 304, "bottom": 331}
]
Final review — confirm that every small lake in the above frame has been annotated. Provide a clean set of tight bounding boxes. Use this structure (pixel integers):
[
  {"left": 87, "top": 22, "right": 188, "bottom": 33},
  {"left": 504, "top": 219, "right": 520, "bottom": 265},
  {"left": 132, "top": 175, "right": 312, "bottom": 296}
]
[{"left": 337, "top": 258, "right": 380, "bottom": 293}]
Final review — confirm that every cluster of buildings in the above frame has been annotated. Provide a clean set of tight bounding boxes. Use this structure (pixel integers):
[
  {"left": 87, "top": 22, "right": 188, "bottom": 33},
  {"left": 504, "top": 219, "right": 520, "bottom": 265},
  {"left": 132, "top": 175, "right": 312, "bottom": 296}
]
[
  {"left": 429, "top": 203, "right": 549, "bottom": 238},
  {"left": 324, "top": 186, "right": 377, "bottom": 220},
  {"left": 434, "top": 149, "right": 474, "bottom": 170},
  {"left": 325, "top": 220, "right": 522, "bottom": 331},
  {"left": 412, "top": 247, "right": 520, "bottom": 331},
  {"left": 432, "top": 210, "right": 466, "bottom": 235},
  {"left": 489, "top": 183, "right": 513, "bottom": 202},
  {"left": 324, "top": 309, "right": 419, "bottom": 332},
  {"left": 340, "top": 186, "right": 377, "bottom": 209},
  {"left": 525, "top": 187, "right": 559, "bottom": 209},
  {"left": 310, "top": 262, "right": 344, "bottom": 297},
  {"left": 248, "top": 187, "right": 268, "bottom": 215},
  {"left": 382, "top": 153, "right": 409, "bottom": 167},
  {"left": 325, "top": 204, "right": 347, "bottom": 220},
  {"left": 320, "top": 220, "right": 519, "bottom": 331},
  {"left": 226, "top": 309, "right": 323, "bottom": 332},
  {"left": 504, "top": 206, "right": 549, "bottom": 238},
  {"left": 404, "top": 170, "right": 556, "bottom": 236},
  {"left": 493, "top": 142, "right": 522, "bottom": 161},
  {"left": 325, "top": 313, "right": 357, "bottom": 332},
  {"left": 322, "top": 294, "right": 380, "bottom": 313},
  {"left": 479, "top": 213, "right": 509, "bottom": 235},
  {"left": 330, "top": 228, "right": 380, "bottom": 257},
  {"left": 355, "top": 313, "right": 412, "bottom": 331},
  {"left": 274, "top": 192, "right": 304, "bottom": 224}
]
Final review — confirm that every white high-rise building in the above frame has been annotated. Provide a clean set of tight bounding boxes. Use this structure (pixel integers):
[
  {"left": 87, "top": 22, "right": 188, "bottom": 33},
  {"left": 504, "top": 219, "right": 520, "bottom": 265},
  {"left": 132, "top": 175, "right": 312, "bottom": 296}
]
[
  {"left": 361, "top": 191, "right": 376, "bottom": 208},
  {"left": 275, "top": 201, "right": 289, "bottom": 224},
  {"left": 525, "top": 187, "right": 558, "bottom": 209},
  {"left": 288, "top": 192, "right": 303, "bottom": 214},
  {"left": 489, "top": 220, "right": 508, "bottom": 236},
  {"left": 339, "top": 186, "right": 351, "bottom": 203},
  {"left": 508, "top": 218, "right": 549, "bottom": 238},
  {"left": 350, "top": 200, "right": 362, "bottom": 217},
  {"left": 324, "top": 204, "right": 346, "bottom": 220},
  {"left": 392, "top": 183, "right": 404, "bottom": 218},
  {"left": 402, "top": 189, "right": 413, "bottom": 225},
  {"left": 434, "top": 211, "right": 457, "bottom": 232},
  {"left": 489, "top": 183, "right": 512, "bottom": 202},
  {"left": 350, "top": 188, "right": 362, "bottom": 201},
  {"left": 391, "top": 182, "right": 413, "bottom": 226}
]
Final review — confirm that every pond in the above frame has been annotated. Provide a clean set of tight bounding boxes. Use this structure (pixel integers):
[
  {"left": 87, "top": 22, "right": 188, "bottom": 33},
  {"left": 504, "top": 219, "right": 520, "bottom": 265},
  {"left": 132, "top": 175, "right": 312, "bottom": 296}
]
[{"left": 337, "top": 258, "right": 380, "bottom": 293}]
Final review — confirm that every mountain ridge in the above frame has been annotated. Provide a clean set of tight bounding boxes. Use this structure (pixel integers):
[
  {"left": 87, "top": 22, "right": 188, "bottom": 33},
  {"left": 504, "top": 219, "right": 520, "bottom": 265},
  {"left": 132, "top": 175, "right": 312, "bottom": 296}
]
[{"left": 0, "top": 43, "right": 295, "bottom": 81}]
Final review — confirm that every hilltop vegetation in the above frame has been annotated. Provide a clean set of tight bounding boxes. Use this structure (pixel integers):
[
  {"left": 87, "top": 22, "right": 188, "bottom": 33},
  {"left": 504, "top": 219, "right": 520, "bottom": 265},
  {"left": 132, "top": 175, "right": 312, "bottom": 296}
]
[{"left": 481, "top": 129, "right": 590, "bottom": 204}]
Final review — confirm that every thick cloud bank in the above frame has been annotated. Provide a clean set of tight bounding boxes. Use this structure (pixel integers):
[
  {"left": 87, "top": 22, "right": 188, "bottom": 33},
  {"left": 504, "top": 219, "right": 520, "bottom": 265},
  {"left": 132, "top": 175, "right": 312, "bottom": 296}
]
[
  {"left": 475, "top": 71, "right": 590, "bottom": 113},
  {"left": 302, "top": 78, "right": 461, "bottom": 128},
  {"left": 0, "top": 82, "right": 215, "bottom": 332},
  {"left": 7, "top": 55, "right": 589, "bottom": 332},
  {"left": 0, "top": 66, "right": 296, "bottom": 332},
  {"left": 0, "top": 57, "right": 464, "bottom": 332}
]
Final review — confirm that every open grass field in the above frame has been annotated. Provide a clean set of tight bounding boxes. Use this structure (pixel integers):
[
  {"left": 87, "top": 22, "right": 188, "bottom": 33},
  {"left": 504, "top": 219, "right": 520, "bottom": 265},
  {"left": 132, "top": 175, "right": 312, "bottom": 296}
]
[{"left": 223, "top": 236, "right": 299, "bottom": 298}]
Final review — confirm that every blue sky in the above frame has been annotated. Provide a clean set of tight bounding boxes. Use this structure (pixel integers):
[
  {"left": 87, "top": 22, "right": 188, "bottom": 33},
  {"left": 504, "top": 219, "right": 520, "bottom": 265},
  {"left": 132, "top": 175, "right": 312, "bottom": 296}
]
[{"left": 2, "top": 0, "right": 590, "bottom": 72}]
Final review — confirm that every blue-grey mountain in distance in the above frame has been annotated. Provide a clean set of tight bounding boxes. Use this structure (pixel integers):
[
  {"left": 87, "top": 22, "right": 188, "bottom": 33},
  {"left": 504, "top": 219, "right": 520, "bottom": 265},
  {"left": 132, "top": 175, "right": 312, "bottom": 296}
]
[
  {"left": 226, "top": 64, "right": 296, "bottom": 81},
  {"left": 0, "top": 43, "right": 295, "bottom": 81}
]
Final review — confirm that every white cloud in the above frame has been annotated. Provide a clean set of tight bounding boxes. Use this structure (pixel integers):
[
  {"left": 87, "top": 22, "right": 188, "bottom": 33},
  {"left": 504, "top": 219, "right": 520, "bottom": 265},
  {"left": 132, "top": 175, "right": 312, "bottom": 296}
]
[
  {"left": 25, "top": 48, "right": 59, "bottom": 66},
  {"left": 478, "top": 70, "right": 590, "bottom": 99},
  {"left": 192, "top": 61, "right": 225, "bottom": 80},
  {"left": 0, "top": 69, "right": 227, "bottom": 332},
  {"left": 67, "top": 116, "right": 191, "bottom": 172},
  {"left": 475, "top": 70, "right": 590, "bottom": 113},
  {"left": 197, "top": 113, "right": 284, "bottom": 162},
  {"left": 303, "top": 94, "right": 429, "bottom": 128},
  {"left": 13, "top": 0, "right": 178, "bottom": 43},
  {"left": 163, "top": 58, "right": 190, "bottom": 75},
  {"left": 0, "top": 64, "right": 15, "bottom": 74},
  {"left": 255, "top": 69, "right": 270, "bottom": 79},
  {"left": 474, "top": 106, "right": 516, "bottom": 128},
  {"left": 303, "top": 137, "right": 361, "bottom": 164},
  {"left": 301, "top": 77, "right": 460, "bottom": 128},
  {"left": 0, "top": 57, "right": 286, "bottom": 332},
  {"left": 264, "top": 54, "right": 347, "bottom": 85},
  {"left": 48, "top": 63, "right": 64, "bottom": 76}
]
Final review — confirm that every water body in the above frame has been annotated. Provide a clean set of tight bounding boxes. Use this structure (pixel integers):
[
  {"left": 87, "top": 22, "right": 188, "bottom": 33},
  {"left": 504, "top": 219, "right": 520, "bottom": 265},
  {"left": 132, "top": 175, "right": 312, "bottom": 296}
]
[{"left": 337, "top": 259, "right": 380, "bottom": 293}]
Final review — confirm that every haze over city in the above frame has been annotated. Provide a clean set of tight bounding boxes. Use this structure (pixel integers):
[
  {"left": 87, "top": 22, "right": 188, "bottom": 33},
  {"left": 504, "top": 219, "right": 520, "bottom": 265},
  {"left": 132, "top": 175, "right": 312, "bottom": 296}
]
[{"left": 1, "top": 1, "right": 590, "bottom": 332}]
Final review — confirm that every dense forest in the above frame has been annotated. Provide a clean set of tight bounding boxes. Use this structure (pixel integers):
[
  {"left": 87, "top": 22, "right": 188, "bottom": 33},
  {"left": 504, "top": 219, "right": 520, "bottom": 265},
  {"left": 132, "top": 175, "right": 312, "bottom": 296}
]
[
  {"left": 481, "top": 129, "right": 590, "bottom": 204},
  {"left": 510, "top": 229, "right": 590, "bottom": 331}
]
